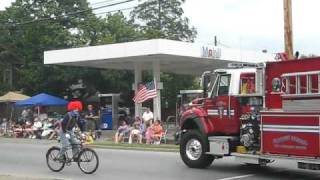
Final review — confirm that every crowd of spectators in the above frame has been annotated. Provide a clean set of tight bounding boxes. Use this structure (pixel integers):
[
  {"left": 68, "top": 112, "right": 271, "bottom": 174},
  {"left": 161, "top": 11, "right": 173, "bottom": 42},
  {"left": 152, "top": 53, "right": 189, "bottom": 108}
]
[
  {"left": 0, "top": 107, "right": 62, "bottom": 139},
  {"left": 0, "top": 105, "right": 98, "bottom": 144},
  {"left": 114, "top": 108, "right": 165, "bottom": 144},
  {"left": 0, "top": 106, "right": 167, "bottom": 145}
]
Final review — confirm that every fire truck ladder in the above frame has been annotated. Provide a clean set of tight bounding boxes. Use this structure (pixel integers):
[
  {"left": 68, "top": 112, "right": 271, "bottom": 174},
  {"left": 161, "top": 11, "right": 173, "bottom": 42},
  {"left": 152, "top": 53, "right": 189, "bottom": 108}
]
[{"left": 281, "top": 71, "right": 320, "bottom": 95}]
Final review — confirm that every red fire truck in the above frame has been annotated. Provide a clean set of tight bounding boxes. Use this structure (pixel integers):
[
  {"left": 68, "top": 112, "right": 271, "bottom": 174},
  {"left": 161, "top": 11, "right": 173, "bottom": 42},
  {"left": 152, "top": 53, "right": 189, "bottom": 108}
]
[{"left": 179, "top": 57, "right": 320, "bottom": 170}]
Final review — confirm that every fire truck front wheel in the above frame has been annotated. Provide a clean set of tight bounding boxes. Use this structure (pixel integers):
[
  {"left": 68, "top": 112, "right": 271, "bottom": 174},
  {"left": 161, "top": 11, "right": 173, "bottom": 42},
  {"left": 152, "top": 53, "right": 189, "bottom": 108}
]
[{"left": 180, "top": 130, "right": 214, "bottom": 168}]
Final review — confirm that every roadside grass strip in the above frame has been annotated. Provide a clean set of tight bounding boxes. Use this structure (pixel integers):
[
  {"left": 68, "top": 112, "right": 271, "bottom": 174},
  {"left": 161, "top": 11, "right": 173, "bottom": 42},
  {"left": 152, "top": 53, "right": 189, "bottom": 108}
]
[
  {"left": 0, "top": 137, "right": 179, "bottom": 152},
  {"left": 91, "top": 141, "right": 179, "bottom": 152}
]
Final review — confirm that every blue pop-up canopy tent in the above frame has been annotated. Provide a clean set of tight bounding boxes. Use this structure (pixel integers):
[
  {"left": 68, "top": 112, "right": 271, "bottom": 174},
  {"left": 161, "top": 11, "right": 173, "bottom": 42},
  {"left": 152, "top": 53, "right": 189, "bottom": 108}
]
[{"left": 15, "top": 93, "right": 68, "bottom": 107}]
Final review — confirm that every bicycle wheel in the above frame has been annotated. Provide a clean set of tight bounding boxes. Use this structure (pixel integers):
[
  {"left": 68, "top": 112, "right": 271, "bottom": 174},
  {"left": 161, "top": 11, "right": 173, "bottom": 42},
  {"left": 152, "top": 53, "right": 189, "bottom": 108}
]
[
  {"left": 46, "top": 146, "right": 65, "bottom": 172},
  {"left": 77, "top": 148, "right": 99, "bottom": 174}
]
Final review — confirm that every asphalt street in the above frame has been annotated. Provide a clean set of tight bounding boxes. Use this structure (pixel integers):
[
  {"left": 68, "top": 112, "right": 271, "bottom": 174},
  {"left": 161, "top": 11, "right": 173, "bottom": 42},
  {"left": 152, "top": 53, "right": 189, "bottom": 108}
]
[{"left": 1, "top": 138, "right": 320, "bottom": 180}]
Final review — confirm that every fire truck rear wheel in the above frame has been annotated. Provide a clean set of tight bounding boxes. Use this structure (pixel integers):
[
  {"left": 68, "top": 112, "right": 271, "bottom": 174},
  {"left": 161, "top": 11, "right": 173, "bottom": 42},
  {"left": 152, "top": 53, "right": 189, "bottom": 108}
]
[{"left": 180, "top": 130, "right": 214, "bottom": 168}]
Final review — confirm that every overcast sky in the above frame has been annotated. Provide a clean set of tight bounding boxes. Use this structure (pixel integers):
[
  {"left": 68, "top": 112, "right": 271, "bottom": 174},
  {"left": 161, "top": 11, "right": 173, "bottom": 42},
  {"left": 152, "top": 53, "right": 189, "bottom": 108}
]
[{"left": 1, "top": 0, "right": 319, "bottom": 55}]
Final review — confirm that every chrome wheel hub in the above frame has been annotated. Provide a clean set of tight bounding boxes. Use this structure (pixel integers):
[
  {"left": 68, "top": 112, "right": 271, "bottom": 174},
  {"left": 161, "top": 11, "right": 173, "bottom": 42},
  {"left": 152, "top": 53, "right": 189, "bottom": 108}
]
[{"left": 186, "top": 138, "right": 202, "bottom": 160}]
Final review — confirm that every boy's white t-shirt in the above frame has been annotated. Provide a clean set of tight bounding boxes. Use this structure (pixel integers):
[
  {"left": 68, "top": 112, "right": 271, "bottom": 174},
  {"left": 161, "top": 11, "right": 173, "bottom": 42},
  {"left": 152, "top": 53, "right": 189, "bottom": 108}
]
[{"left": 142, "top": 111, "right": 153, "bottom": 122}]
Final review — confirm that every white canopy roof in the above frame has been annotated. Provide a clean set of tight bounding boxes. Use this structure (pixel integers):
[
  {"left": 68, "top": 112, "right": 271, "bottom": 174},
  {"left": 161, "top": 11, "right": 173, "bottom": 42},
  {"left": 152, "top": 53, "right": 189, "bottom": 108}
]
[
  {"left": 44, "top": 39, "right": 276, "bottom": 121},
  {"left": 44, "top": 39, "right": 274, "bottom": 75}
]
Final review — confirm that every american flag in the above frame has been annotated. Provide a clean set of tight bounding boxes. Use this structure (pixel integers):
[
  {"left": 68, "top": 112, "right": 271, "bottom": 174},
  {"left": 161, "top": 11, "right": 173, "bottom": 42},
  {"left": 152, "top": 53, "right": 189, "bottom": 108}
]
[
  {"left": 275, "top": 52, "right": 289, "bottom": 61},
  {"left": 133, "top": 81, "right": 157, "bottom": 103}
]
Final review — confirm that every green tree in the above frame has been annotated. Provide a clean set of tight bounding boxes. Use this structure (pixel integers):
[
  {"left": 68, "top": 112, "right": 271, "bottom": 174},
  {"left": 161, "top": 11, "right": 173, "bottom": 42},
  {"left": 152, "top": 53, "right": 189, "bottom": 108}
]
[
  {"left": 0, "top": 2, "right": 140, "bottom": 104},
  {"left": 131, "top": 0, "right": 197, "bottom": 42},
  {"left": 0, "top": 0, "right": 100, "bottom": 95},
  {"left": 0, "top": 44, "right": 22, "bottom": 94},
  {"left": 131, "top": 0, "right": 199, "bottom": 110}
]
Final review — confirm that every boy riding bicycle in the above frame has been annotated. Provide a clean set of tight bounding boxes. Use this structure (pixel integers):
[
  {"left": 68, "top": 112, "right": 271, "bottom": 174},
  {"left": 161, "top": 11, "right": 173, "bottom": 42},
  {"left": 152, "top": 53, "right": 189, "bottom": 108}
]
[{"left": 58, "top": 100, "right": 84, "bottom": 161}]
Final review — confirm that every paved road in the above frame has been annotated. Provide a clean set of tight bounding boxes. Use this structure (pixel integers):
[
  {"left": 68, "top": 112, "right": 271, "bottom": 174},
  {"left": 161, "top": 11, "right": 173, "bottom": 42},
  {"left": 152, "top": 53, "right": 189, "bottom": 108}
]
[{"left": 1, "top": 138, "right": 320, "bottom": 180}]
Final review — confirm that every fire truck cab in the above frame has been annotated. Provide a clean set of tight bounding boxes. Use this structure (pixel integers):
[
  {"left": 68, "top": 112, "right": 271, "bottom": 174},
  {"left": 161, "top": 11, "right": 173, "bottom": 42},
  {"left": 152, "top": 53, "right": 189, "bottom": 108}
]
[{"left": 179, "top": 57, "right": 320, "bottom": 170}]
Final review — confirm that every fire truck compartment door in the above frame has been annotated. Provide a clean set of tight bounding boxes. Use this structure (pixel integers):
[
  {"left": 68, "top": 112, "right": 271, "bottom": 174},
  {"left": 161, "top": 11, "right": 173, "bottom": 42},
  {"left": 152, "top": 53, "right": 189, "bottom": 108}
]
[
  {"left": 208, "top": 136, "right": 231, "bottom": 155},
  {"left": 261, "top": 113, "right": 320, "bottom": 157}
]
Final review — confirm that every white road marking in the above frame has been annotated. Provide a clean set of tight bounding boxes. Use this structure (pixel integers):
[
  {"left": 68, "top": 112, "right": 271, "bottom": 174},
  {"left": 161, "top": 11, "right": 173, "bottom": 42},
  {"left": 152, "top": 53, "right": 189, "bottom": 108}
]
[{"left": 216, "top": 174, "right": 255, "bottom": 180}]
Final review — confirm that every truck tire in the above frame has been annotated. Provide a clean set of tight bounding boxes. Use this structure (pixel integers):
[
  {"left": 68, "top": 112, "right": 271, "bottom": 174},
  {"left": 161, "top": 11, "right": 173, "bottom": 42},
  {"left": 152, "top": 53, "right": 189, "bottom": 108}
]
[{"left": 180, "top": 130, "right": 214, "bottom": 168}]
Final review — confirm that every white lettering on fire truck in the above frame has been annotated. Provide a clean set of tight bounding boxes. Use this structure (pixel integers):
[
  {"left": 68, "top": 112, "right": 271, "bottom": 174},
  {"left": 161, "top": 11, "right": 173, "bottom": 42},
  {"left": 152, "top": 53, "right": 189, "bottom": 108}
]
[{"left": 272, "top": 135, "right": 308, "bottom": 150}]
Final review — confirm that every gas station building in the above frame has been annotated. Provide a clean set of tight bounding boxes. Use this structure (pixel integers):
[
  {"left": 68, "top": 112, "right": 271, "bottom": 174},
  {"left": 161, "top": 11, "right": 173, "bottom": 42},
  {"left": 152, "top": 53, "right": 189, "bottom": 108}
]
[{"left": 44, "top": 39, "right": 274, "bottom": 125}]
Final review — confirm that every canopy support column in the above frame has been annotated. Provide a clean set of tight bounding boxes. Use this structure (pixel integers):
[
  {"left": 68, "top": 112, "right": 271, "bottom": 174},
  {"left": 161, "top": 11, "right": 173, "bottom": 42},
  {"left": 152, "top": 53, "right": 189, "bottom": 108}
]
[
  {"left": 153, "top": 61, "right": 161, "bottom": 121},
  {"left": 134, "top": 63, "right": 142, "bottom": 118}
]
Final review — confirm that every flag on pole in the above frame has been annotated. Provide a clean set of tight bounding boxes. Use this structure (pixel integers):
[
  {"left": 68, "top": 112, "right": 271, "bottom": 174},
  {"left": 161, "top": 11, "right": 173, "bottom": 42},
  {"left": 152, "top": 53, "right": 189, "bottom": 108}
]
[
  {"left": 275, "top": 52, "right": 289, "bottom": 61},
  {"left": 133, "top": 81, "right": 157, "bottom": 103}
]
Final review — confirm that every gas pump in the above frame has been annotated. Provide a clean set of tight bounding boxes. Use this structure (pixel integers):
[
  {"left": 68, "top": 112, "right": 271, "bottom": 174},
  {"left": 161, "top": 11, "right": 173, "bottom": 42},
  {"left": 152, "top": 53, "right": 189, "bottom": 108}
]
[{"left": 98, "top": 94, "right": 120, "bottom": 130}]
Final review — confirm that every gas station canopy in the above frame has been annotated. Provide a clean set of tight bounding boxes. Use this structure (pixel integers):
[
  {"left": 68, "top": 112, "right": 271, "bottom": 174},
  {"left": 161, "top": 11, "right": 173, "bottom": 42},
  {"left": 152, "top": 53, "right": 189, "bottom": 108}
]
[
  {"left": 44, "top": 39, "right": 275, "bottom": 121},
  {"left": 44, "top": 39, "right": 274, "bottom": 75}
]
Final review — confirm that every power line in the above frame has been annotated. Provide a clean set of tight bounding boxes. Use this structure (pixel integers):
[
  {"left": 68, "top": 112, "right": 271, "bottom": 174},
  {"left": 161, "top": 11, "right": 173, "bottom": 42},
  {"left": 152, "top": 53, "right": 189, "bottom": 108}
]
[
  {"left": 1, "top": 0, "right": 135, "bottom": 27},
  {"left": 0, "top": 6, "right": 137, "bottom": 31},
  {"left": 94, "top": 6, "right": 135, "bottom": 16},
  {"left": 91, "top": 0, "right": 134, "bottom": 10},
  {"left": 91, "top": 0, "right": 119, "bottom": 6}
]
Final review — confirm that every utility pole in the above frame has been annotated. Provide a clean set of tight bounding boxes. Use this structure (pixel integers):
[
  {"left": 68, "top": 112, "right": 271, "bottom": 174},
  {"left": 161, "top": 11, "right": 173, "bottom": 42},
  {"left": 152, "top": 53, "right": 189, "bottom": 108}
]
[
  {"left": 284, "top": 0, "right": 294, "bottom": 59},
  {"left": 214, "top": 36, "right": 217, "bottom": 46},
  {"left": 158, "top": 0, "right": 162, "bottom": 31}
]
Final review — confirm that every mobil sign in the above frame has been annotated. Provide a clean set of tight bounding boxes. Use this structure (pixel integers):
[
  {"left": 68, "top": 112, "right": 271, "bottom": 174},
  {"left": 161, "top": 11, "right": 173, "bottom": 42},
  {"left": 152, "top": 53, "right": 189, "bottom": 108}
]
[{"left": 201, "top": 46, "right": 221, "bottom": 59}]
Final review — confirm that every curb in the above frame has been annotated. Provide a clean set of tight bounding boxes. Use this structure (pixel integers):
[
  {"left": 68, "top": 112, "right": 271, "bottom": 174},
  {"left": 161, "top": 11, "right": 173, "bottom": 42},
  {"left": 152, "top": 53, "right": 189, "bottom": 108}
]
[
  {"left": 0, "top": 137, "right": 179, "bottom": 152},
  {"left": 88, "top": 144, "right": 179, "bottom": 152}
]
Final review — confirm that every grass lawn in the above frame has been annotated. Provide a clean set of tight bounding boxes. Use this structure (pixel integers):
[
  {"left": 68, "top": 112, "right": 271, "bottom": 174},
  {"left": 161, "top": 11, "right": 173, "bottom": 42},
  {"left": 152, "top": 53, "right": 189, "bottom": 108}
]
[{"left": 91, "top": 141, "right": 179, "bottom": 152}]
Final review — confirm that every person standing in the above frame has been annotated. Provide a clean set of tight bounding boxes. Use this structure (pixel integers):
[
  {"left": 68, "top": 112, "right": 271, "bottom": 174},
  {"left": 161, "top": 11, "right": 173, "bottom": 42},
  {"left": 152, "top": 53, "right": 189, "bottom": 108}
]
[
  {"left": 84, "top": 105, "right": 99, "bottom": 138},
  {"left": 142, "top": 108, "right": 153, "bottom": 127}
]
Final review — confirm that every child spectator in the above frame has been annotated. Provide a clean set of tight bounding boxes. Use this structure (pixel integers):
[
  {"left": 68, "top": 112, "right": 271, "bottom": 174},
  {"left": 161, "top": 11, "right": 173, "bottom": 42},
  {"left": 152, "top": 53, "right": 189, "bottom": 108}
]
[
  {"left": 81, "top": 132, "right": 94, "bottom": 144},
  {"left": 114, "top": 120, "right": 130, "bottom": 144},
  {"left": 152, "top": 120, "right": 164, "bottom": 144},
  {"left": 145, "top": 120, "right": 164, "bottom": 144},
  {"left": 128, "top": 117, "right": 144, "bottom": 144}
]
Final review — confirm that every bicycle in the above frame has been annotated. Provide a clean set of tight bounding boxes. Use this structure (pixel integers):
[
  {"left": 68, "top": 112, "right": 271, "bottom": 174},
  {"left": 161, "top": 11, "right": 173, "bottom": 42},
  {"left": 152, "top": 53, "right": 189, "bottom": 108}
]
[{"left": 46, "top": 133, "right": 99, "bottom": 174}]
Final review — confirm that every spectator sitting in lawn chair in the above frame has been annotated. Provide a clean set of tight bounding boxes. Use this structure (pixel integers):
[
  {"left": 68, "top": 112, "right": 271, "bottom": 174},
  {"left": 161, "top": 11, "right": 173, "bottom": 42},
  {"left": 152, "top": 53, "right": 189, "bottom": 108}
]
[
  {"left": 128, "top": 117, "right": 145, "bottom": 144},
  {"left": 41, "top": 118, "right": 54, "bottom": 139},
  {"left": 145, "top": 120, "right": 164, "bottom": 144},
  {"left": 114, "top": 120, "right": 130, "bottom": 144},
  {"left": 81, "top": 132, "right": 94, "bottom": 144},
  {"left": 48, "top": 118, "right": 61, "bottom": 140},
  {"left": 13, "top": 123, "right": 24, "bottom": 138},
  {"left": 31, "top": 118, "right": 43, "bottom": 139}
]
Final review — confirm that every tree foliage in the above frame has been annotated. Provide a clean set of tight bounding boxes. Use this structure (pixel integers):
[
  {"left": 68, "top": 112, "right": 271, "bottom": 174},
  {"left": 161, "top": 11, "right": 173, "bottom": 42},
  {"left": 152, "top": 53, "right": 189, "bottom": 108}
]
[
  {"left": 0, "top": 0, "right": 199, "bottom": 113},
  {"left": 0, "top": 1, "right": 138, "bottom": 101},
  {"left": 131, "top": 0, "right": 198, "bottom": 109},
  {"left": 131, "top": 0, "right": 197, "bottom": 42}
]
